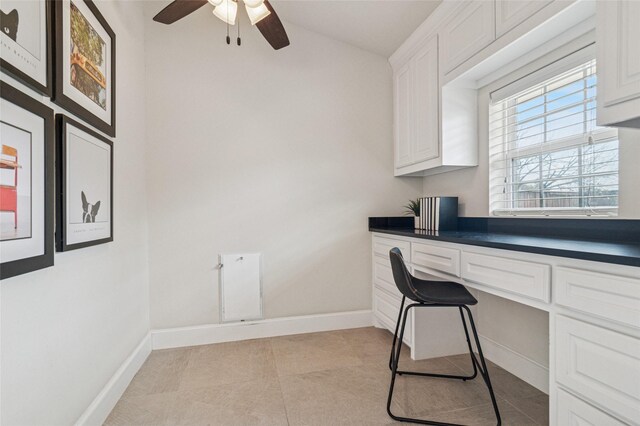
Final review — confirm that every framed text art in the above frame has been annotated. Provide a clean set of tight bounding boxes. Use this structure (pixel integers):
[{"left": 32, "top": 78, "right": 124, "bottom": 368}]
[
  {"left": 53, "top": 0, "right": 115, "bottom": 137},
  {"left": 0, "top": 0, "right": 53, "bottom": 96},
  {"left": 0, "top": 81, "right": 55, "bottom": 280},
  {"left": 56, "top": 115, "right": 113, "bottom": 251}
]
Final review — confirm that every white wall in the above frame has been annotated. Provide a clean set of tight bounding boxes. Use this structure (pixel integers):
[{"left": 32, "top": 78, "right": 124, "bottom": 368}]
[
  {"left": 0, "top": 1, "right": 150, "bottom": 424},
  {"left": 143, "top": 8, "right": 422, "bottom": 329}
]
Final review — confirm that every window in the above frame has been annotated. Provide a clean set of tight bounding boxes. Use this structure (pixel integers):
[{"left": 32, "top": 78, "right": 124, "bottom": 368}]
[{"left": 489, "top": 53, "right": 619, "bottom": 216}]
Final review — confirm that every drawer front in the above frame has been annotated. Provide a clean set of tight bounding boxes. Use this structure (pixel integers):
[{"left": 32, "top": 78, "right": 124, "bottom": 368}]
[
  {"left": 372, "top": 235, "right": 411, "bottom": 262},
  {"left": 373, "top": 258, "right": 403, "bottom": 300},
  {"left": 374, "top": 289, "right": 412, "bottom": 345},
  {"left": 461, "top": 251, "right": 550, "bottom": 302},
  {"left": 555, "top": 315, "right": 640, "bottom": 424},
  {"left": 412, "top": 242, "right": 460, "bottom": 277},
  {"left": 556, "top": 389, "right": 626, "bottom": 426},
  {"left": 555, "top": 267, "right": 640, "bottom": 329}
]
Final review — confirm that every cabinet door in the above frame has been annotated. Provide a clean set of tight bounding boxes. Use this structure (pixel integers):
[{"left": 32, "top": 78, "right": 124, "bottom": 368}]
[
  {"left": 556, "top": 389, "right": 626, "bottom": 426},
  {"left": 441, "top": 1, "right": 496, "bottom": 75},
  {"left": 597, "top": 1, "right": 640, "bottom": 126},
  {"left": 394, "top": 62, "right": 413, "bottom": 168},
  {"left": 555, "top": 315, "right": 640, "bottom": 424},
  {"left": 413, "top": 36, "right": 439, "bottom": 163},
  {"left": 495, "top": 0, "right": 551, "bottom": 38}
]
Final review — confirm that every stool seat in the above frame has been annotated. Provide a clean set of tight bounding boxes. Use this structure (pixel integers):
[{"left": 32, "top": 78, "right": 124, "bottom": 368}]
[{"left": 410, "top": 277, "right": 478, "bottom": 306}]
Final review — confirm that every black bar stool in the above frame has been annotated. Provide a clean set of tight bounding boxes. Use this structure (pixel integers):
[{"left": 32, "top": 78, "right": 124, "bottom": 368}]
[{"left": 386, "top": 247, "right": 501, "bottom": 425}]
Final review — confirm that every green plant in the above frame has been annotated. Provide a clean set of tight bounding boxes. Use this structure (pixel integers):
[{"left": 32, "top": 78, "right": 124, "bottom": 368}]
[{"left": 403, "top": 199, "right": 420, "bottom": 216}]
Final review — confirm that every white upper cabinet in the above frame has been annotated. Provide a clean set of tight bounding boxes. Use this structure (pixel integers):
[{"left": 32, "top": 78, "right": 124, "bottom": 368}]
[
  {"left": 393, "top": 35, "right": 439, "bottom": 172},
  {"left": 440, "top": 1, "right": 496, "bottom": 76},
  {"left": 412, "top": 39, "right": 440, "bottom": 164},
  {"left": 495, "top": 0, "right": 552, "bottom": 38},
  {"left": 597, "top": 0, "right": 640, "bottom": 128}
]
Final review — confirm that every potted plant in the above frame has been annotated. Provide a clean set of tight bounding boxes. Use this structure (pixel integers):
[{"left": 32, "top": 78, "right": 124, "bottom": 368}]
[{"left": 404, "top": 198, "right": 420, "bottom": 229}]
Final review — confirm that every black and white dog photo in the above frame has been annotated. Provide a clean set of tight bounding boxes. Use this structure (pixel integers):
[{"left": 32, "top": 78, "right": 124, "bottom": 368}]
[{"left": 81, "top": 191, "right": 101, "bottom": 223}]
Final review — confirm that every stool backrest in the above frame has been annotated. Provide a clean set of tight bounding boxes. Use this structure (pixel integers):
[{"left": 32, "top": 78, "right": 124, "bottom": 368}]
[{"left": 389, "top": 248, "right": 419, "bottom": 301}]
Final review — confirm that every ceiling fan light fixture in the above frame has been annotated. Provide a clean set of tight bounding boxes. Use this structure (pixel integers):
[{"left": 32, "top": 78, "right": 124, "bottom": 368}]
[
  {"left": 207, "top": 0, "right": 224, "bottom": 7},
  {"left": 245, "top": 3, "right": 270, "bottom": 25},
  {"left": 243, "top": 0, "right": 264, "bottom": 8},
  {"left": 213, "top": 0, "right": 237, "bottom": 25}
]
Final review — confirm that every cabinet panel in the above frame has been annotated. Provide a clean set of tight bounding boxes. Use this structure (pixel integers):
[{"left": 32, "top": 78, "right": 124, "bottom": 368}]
[
  {"left": 373, "top": 257, "right": 403, "bottom": 300},
  {"left": 413, "top": 36, "right": 439, "bottom": 163},
  {"left": 372, "top": 235, "right": 411, "bottom": 262},
  {"left": 555, "top": 266, "right": 640, "bottom": 329},
  {"left": 597, "top": 0, "right": 640, "bottom": 127},
  {"left": 556, "top": 389, "right": 626, "bottom": 426},
  {"left": 441, "top": 1, "right": 496, "bottom": 75},
  {"left": 374, "top": 288, "right": 412, "bottom": 346},
  {"left": 394, "top": 62, "right": 413, "bottom": 167},
  {"left": 555, "top": 315, "right": 640, "bottom": 424},
  {"left": 461, "top": 251, "right": 550, "bottom": 302},
  {"left": 412, "top": 242, "right": 460, "bottom": 277},
  {"left": 495, "top": 1, "right": 551, "bottom": 38}
]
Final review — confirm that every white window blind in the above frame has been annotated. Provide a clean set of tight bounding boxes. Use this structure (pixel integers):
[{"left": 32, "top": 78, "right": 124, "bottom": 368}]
[{"left": 489, "top": 56, "right": 619, "bottom": 216}]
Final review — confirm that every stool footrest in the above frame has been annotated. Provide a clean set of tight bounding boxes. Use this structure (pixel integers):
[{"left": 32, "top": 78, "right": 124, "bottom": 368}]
[{"left": 395, "top": 370, "right": 475, "bottom": 381}]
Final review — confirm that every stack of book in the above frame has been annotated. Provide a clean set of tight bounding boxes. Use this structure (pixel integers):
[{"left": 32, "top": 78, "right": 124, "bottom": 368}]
[{"left": 417, "top": 197, "right": 458, "bottom": 231}]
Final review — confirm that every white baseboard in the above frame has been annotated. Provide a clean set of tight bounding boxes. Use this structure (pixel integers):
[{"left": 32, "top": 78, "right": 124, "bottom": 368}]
[
  {"left": 479, "top": 335, "right": 549, "bottom": 395},
  {"left": 75, "top": 333, "right": 152, "bottom": 426},
  {"left": 151, "top": 310, "right": 374, "bottom": 350}
]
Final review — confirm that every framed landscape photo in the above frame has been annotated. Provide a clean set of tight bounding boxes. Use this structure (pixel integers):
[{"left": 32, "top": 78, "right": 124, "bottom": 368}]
[
  {"left": 56, "top": 115, "right": 113, "bottom": 251},
  {"left": 53, "top": 0, "right": 115, "bottom": 137},
  {"left": 0, "top": 81, "right": 55, "bottom": 280},
  {"left": 0, "top": 0, "right": 53, "bottom": 96}
]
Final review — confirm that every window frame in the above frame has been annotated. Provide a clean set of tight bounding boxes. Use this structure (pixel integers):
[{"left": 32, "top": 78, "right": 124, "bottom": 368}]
[{"left": 488, "top": 46, "right": 619, "bottom": 217}]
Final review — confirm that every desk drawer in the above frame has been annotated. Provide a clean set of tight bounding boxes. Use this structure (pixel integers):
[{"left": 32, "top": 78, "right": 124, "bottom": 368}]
[
  {"left": 555, "top": 267, "right": 640, "bottom": 329},
  {"left": 374, "top": 289, "right": 412, "bottom": 346},
  {"left": 412, "top": 242, "right": 460, "bottom": 277},
  {"left": 555, "top": 315, "right": 640, "bottom": 424},
  {"left": 556, "top": 389, "right": 626, "bottom": 426},
  {"left": 373, "top": 235, "right": 410, "bottom": 262},
  {"left": 461, "top": 251, "right": 550, "bottom": 303},
  {"left": 373, "top": 258, "right": 403, "bottom": 300}
]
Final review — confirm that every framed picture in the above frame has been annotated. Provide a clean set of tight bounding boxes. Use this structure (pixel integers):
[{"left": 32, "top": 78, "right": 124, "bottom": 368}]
[
  {"left": 0, "top": 0, "right": 53, "bottom": 96},
  {"left": 56, "top": 115, "right": 113, "bottom": 251},
  {"left": 0, "top": 81, "right": 54, "bottom": 280},
  {"left": 53, "top": 0, "right": 115, "bottom": 137}
]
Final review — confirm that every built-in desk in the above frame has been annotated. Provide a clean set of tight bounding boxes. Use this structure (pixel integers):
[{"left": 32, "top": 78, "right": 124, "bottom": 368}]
[{"left": 369, "top": 217, "right": 640, "bottom": 426}]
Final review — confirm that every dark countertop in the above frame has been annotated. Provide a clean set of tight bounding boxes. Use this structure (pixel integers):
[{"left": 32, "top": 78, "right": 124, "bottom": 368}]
[{"left": 369, "top": 217, "right": 640, "bottom": 268}]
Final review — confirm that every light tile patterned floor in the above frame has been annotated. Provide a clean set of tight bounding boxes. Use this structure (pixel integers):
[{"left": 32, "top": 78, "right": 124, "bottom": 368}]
[{"left": 105, "top": 327, "right": 548, "bottom": 425}]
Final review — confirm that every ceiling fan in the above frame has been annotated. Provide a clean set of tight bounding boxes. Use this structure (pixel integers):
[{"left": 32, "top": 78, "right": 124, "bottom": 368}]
[{"left": 153, "top": 0, "right": 290, "bottom": 50}]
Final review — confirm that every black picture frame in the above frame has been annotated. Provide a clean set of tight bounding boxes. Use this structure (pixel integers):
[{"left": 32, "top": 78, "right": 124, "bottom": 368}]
[
  {"left": 0, "top": 81, "right": 55, "bottom": 280},
  {"left": 53, "top": 0, "right": 116, "bottom": 137},
  {"left": 56, "top": 115, "right": 114, "bottom": 251},
  {"left": 0, "top": 0, "right": 54, "bottom": 96}
]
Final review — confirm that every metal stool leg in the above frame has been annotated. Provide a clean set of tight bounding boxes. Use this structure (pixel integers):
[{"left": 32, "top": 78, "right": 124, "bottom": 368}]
[
  {"left": 389, "top": 304, "right": 478, "bottom": 381},
  {"left": 389, "top": 296, "right": 406, "bottom": 371},
  {"left": 387, "top": 304, "right": 501, "bottom": 425},
  {"left": 459, "top": 307, "right": 478, "bottom": 381},
  {"left": 462, "top": 305, "right": 502, "bottom": 426}
]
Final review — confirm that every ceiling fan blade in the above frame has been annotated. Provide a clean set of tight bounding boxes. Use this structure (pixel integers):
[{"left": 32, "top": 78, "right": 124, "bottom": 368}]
[
  {"left": 153, "top": 0, "right": 208, "bottom": 25},
  {"left": 256, "top": 1, "right": 290, "bottom": 50}
]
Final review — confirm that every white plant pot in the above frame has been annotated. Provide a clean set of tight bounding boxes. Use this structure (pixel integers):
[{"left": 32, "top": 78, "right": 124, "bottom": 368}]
[{"left": 414, "top": 216, "right": 420, "bottom": 229}]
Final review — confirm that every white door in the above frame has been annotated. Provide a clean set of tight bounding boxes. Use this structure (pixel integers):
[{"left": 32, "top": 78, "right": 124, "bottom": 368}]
[{"left": 413, "top": 35, "right": 440, "bottom": 164}]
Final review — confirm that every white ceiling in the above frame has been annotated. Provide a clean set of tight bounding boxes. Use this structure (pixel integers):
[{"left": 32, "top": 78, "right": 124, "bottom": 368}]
[{"left": 271, "top": 1, "right": 442, "bottom": 57}]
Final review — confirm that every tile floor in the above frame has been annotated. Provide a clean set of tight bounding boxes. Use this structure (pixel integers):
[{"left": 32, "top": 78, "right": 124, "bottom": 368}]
[{"left": 106, "top": 327, "right": 548, "bottom": 425}]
